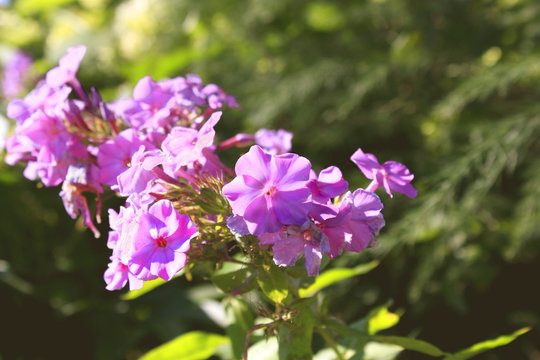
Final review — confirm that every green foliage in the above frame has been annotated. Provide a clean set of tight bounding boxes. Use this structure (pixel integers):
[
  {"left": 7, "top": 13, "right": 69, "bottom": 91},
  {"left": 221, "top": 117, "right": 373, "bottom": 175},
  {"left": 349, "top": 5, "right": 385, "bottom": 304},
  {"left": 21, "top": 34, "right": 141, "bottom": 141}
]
[
  {"left": 299, "top": 261, "right": 379, "bottom": 298},
  {"left": 139, "top": 331, "right": 229, "bottom": 360},
  {"left": 443, "top": 327, "right": 531, "bottom": 360}
]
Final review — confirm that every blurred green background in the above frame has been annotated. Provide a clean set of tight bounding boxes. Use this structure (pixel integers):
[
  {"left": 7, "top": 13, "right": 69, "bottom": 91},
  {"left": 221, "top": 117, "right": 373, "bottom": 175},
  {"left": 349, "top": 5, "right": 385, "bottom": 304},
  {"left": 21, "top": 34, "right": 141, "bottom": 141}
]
[{"left": 1, "top": 0, "right": 539, "bottom": 358}]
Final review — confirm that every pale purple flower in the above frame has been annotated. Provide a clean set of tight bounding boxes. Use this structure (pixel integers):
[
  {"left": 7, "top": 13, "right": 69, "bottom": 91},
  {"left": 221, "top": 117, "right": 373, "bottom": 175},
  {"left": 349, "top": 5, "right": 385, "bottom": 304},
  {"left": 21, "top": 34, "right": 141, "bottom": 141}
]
[
  {"left": 161, "top": 111, "right": 222, "bottom": 170},
  {"left": 7, "top": 82, "right": 71, "bottom": 123},
  {"left": 254, "top": 129, "right": 293, "bottom": 155},
  {"left": 351, "top": 148, "right": 417, "bottom": 198},
  {"left": 115, "top": 145, "right": 163, "bottom": 197},
  {"left": 222, "top": 145, "right": 312, "bottom": 235},
  {"left": 46, "top": 45, "right": 86, "bottom": 88},
  {"left": 322, "top": 189, "right": 384, "bottom": 256},
  {"left": 261, "top": 222, "right": 330, "bottom": 276},
  {"left": 97, "top": 129, "right": 154, "bottom": 186},
  {"left": 307, "top": 166, "right": 349, "bottom": 203},
  {"left": 104, "top": 257, "right": 143, "bottom": 291},
  {"left": 128, "top": 200, "right": 198, "bottom": 281}
]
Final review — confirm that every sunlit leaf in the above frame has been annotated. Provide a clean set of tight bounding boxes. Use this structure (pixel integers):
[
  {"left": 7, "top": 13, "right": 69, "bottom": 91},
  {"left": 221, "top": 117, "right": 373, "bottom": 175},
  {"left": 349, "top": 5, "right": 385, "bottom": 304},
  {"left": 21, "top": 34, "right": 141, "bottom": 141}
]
[
  {"left": 443, "top": 327, "right": 530, "bottom": 360},
  {"left": 121, "top": 272, "right": 182, "bottom": 300},
  {"left": 370, "top": 336, "right": 445, "bottom": 357},
  {"left": 257, "top": 264, "right": 288, "bottom": 304},
  {"left": 139, "top": 331, "right": 229, "bottom": 360},
  {"left": 368, "top": 307, "right": 400, "bottom": 335},
  {"left": 299, "top": 261, "right": 379, "bottom": 298}
]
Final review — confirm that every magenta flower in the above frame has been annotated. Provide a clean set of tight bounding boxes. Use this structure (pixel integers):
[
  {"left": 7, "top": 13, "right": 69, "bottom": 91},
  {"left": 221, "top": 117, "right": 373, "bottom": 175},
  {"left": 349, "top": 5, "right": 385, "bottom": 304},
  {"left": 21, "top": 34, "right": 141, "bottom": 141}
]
[
  {"left": 97, "top": 129, "right": 154, "bottom": 186},
  {"left": 46, "top": 45, "right": 86, "bottom": 88},
  {"left": 222, "top": 145, "right": 312, "bottom": 235},
  {"left": 104, "top": 257, "right": 143, "bottom": 291},
  {"left": 260, "top": 222, "right": 330, "bottom": 276},
  {"left": 161, "top": 111, "right": 222, "bottom": 170},
  {"left": 307, "top": 166, "right": 349, "bottom": 203},
  {"left": 115, "top": 145, "right": 163, "bottom": 197},
  {"left": 128, "top": 200, "right": 197, "bottom": 281},
  {"left": 351, "top": 148, "right": 417, "bottom": 198},
  {"left": 321, "top": 189, "right": 385, "bottom": 256}
]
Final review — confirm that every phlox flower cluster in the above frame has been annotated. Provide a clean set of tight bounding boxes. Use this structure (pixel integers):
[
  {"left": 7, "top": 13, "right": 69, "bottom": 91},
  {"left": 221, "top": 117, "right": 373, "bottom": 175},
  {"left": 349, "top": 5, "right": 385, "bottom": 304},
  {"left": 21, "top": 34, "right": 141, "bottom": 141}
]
[{"left": 4, "top": 45, "right": 417, "bottom": 291}]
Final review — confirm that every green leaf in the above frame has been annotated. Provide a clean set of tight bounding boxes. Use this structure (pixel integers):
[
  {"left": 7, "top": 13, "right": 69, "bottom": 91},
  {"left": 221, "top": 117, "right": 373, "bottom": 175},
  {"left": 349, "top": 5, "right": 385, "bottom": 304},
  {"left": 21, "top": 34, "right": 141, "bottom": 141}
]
[
  {"left": 299, "top": 261, "right": 379, "bottom": 298},
  {"left": 370, "top": 336, "right": 445, "bottom": 357},
  {"left": 121, "top": 277, "right": 168, "bottom": 301},
  {"left": 212, "top": 262, "right": 254, "bottom": 294},
  {"left": 443, "top": 327, "right": 530, "bottom": 360},
  {"left": 121, "top": 271, "right": 183, "bottom": 300},
  {"left": 368, "top": 307, "right": 400, "bottom": 335},
  {"left": 139, "top": 331, "right": 230, "bottom": 360},
  {"left": 257, "top": 264, "right": 288, "bottom": 304}
]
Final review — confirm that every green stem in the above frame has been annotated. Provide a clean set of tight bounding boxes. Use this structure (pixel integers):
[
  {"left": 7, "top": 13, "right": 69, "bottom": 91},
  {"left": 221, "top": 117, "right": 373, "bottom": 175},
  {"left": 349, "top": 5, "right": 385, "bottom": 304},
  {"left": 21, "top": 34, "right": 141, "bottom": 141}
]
[{"left": 316, "top": 326, "right": 345, "bottom": 360}]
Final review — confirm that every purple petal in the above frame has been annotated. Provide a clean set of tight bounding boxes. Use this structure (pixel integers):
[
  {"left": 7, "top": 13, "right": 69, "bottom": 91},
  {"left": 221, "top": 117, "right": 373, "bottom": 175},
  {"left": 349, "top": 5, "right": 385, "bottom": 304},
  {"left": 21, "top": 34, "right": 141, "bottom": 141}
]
[
  {"left": 222, "top": 175, "right": 262, "bottom": 216},
  {"left": 242, "top": 195, "right": 281, "bottom": 235},
  {"left": 271, "top": 188, "right": 311, "bottom": 225},
  {"left": 351, "top": 148, "right": 380, "bottom": 180},
  {"left": 234, "top": 145, "right": 272, "bottom": 183},
  {"left": 272, "top": 235, "right": 304, "bottom": 266}
]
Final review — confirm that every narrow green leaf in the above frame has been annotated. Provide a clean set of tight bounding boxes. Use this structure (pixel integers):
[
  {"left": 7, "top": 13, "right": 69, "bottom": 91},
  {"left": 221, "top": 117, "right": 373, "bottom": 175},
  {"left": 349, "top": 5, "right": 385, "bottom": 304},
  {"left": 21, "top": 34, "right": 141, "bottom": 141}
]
[
  {"left": 257, "top": 265, "right": 288, "bottom": 304},
  {"left": 121, "top": 278, "right": 168, "bottom": 300},
  {"left": 299, "top": 261, "right": 379, "bottom": 298},
  {"left": 139, "top": 331, "right": 229, "bottom": 360},
  {"left": 444, "top": 327, "right": 530, "bottom": 360},
  {"left": 121, "top": 271, "right": 183, "bottom": 300},
  {"left": 371, "top": 336, "right": 445, "bottom": 357}
]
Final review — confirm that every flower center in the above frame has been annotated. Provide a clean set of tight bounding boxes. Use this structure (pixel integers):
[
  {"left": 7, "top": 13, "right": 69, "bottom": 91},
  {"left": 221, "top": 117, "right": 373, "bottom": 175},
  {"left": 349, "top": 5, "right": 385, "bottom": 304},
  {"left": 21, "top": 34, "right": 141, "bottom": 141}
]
[
  {"left": 156, "top": 236, "right": 167, "bottom": 248},
  {"left": 264, "top": 185, "right": 276, "bottom": 197}
]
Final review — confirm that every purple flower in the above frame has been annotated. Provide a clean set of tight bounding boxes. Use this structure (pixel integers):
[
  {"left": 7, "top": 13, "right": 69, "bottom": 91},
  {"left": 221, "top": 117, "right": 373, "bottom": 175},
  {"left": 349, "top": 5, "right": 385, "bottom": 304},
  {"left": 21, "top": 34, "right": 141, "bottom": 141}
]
[
  {"left": 254, "top": 129, "right": 293, "bottom": 155},
  {"left": 307, "top": 166, "right": 349, "bottom": 203},
  {"left": 322, "top": 189, "right": 385, "bottom": 256},
  {"left": 351, "top": 148, "right": 417, "bottom": 198},
  {"left": 104, "top": 257, "right": 143, "bottom": 291},
  {"left": 161, "top": 111, "right": 222, "bottom": 170},
  {"left": 46, "top": 45, "right": 86, "bottom": 88},
  {"left": 128, "top": 200, "right": 198, "bottom": 281},
  {"left": 115, "top": 145, "right": 163, "bottom": 197},
  {"left": 222, "top": 145, "right": 312, "bottom": 235},
  {"left": 261, "top": 222, "right": 330, "bottom": 276},
  {"left": 97, "top": 129, "right": 154, "bottom": 186}
]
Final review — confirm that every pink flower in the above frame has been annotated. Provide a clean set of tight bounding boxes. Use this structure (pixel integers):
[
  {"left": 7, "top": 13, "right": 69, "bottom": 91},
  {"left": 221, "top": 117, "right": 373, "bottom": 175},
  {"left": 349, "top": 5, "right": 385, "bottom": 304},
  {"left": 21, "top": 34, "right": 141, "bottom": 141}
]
[
  {"left": 128, "top": 200, "right": 197, "bottom": 281},
  {"left": 46, "top": 45, "right": 86, "bottom": 88},
  {"left": 351, "top": 148, "right": 417, "bottom": 198},
  {"left": 222, "top": 145, "right": 312, "bottom": 235}
]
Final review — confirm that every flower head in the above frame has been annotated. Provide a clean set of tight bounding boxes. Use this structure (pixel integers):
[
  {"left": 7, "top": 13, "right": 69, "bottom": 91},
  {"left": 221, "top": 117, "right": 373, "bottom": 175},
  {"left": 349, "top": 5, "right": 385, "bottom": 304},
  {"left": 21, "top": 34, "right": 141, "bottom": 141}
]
[
  {"left": 223, "top": 145, "right": 312, "bottom": 235},
  {"left": 351, "top": 148, "right": 417, "bottom": 198}
]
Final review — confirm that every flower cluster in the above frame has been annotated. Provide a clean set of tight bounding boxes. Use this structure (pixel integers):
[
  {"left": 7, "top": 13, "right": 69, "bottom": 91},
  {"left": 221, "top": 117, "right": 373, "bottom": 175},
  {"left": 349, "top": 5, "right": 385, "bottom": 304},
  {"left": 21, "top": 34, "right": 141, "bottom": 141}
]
[{"left": 4, "top": 45, "right": 417, "bottom": 290}]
